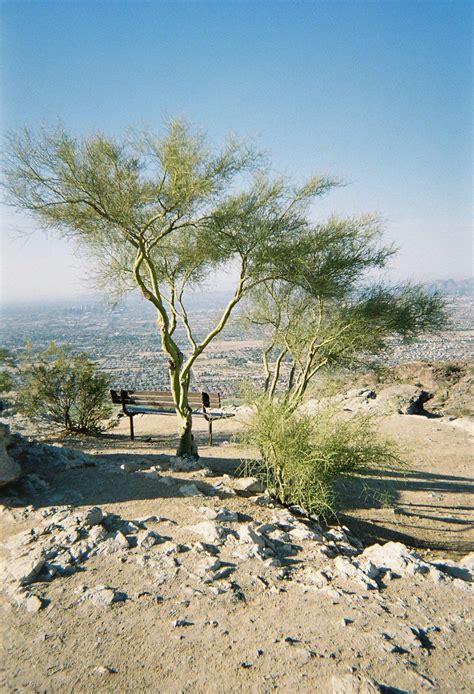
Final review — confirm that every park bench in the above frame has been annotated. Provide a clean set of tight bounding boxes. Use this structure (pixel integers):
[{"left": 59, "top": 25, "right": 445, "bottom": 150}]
[{"left": 110, "top": 389, "right": 234, "bottom": 445}]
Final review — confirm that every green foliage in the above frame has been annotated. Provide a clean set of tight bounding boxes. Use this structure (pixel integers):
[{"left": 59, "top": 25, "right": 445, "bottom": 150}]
[
  {"left": 2, "top": 118, "right": 447, "bottom": 455},
  {"left": 0, "top": 349, "right": 17, "bottom": 395},
  {"left": 17, "top": 343, "right": 112, "bottom": 433},
  {"left": 244, "top": 276, "right": 447, "bottom": 405},
  {"left": 4, "top": 119, "right": 344, "bottom": 456},
  {"left": 0, "top": 371, "right": 15, "bottom": 393},
  {"left": 0, "top": 348, "right": 16, "bottom": 366},
  {"left": 240, "top": 399, "right": 400, "bottom": 517}
]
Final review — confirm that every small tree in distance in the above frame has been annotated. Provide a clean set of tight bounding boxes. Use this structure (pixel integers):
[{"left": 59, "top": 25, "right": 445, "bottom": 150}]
[
  {"left": 4, "top": 119, "right": 446, "bottom": 456},
  {"left": 243, "top": 275, "right": 446, "bottom": 409},
  {"left": 17, "top": 343, "right": 112, "bottom": 433}
]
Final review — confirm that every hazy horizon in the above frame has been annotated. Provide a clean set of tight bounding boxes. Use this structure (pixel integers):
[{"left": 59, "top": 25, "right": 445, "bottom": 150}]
[{"left": 1, "top": 0, "right": 472, "bottom": 304}]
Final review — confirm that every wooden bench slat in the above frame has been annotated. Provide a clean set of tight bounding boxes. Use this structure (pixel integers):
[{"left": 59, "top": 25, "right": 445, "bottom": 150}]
[
  {"left": 118, "top": 389, "right": 220, "bottom": 398},
  {"left": 110, "top": 388, "right": 230, "bottom": 444},
  {"left": 113, "top": 397, "right": 221, "bottom": 408}
]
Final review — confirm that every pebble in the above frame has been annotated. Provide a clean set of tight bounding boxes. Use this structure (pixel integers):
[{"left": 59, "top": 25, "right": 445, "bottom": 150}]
[
  {"left": 25, "top": 594, "right": 43, "bottom": 613},
  {"left": 93, "top": 665, "right": 117, "bottom": 675}
]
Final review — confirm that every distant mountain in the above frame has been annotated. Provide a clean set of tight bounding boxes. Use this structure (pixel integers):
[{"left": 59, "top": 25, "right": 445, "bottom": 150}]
[{"left": 424, "top": 278, "right": 473, "bottom": 296}]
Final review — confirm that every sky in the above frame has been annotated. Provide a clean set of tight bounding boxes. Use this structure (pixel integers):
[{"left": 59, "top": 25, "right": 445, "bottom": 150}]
[{"left": 1, "top": 0, "right": 472, "bottom": 304}]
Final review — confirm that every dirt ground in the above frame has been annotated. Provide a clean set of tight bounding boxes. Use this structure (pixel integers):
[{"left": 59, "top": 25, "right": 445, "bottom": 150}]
[
  {"left": 36, "top": 410, "right": 474, "bottom": 558},
  {"left": 0, "top": 409, "right": 473, "bottom": 693}
]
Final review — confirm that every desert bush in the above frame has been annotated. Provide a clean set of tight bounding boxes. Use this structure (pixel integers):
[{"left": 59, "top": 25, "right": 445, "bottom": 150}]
[
  {"left": 0, "top": 371, "right": 15, "bottom": 394},
  {"left": 0, "top": 348, "right": 17, "bottom": 400},
  {"left": 239, "top": 398, "right": 400, "bottom": 516},
  {"left": 17, "top": 343, "right": 112, "bottom": 433}
]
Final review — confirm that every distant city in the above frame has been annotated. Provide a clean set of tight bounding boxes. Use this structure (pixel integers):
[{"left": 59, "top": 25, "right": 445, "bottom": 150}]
[{"left": 1, "top": 280, "right": 472, "bottom": 400}]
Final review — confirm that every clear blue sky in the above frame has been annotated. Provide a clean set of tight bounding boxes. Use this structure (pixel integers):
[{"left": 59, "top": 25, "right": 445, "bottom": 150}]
[{"left": 1, "top": 0, "right": 472, "bottom": 302}]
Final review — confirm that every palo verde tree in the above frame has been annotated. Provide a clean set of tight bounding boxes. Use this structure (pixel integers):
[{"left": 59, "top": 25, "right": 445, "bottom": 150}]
[
  {"left": 239, "top": 226, "right": 445, "bottom": 516},
  {"left": 242, "top": 218, "right": 447, "bottom": 409},
  {"left": 4, "top": 120, "right": 341, "bottom": 456}
]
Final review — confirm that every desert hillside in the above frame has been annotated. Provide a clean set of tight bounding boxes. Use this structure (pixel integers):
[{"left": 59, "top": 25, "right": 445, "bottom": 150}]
[{"left": 0, "top": 365, "right": 473, "bottom": 693}]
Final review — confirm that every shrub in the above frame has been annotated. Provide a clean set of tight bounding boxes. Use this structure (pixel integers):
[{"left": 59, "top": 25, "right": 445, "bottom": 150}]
[
  {"left": 0, "top": 348, "right": 16, "bottom": 394},
  {"left": 0, "top": 371, "right": 15, "bottom": 394},
  {"left": 239, "top": 398, "right": 400, "bottom": 516},
  {"left": 17, "top": 343, "right": 112, "bottom": 433}
]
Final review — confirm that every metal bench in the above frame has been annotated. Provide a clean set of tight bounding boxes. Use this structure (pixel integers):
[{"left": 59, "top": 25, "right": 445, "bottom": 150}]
[{"left": 110, "top": 389, "right": 234, "bottom": 445}]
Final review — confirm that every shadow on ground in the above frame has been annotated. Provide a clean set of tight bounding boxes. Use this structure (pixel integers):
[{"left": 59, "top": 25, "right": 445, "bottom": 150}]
[
  {"left": 3, "top": 428, "right": 473, "bottom": 557},
  {"left": 2, "top": 436, "right": 242, "bottom": 511},
  {"left": 334, "top": 468, "right": 474, "bottom": 556}
]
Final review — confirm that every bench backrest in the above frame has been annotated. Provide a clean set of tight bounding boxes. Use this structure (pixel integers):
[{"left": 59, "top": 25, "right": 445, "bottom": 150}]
[{"left": 110, "top": 389, "right": 221, "bottom": 409}]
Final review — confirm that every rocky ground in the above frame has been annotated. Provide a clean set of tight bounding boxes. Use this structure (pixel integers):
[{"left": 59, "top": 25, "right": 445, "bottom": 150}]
[{"left": 0, "top": 377, "right": 473, "bottom": 693}]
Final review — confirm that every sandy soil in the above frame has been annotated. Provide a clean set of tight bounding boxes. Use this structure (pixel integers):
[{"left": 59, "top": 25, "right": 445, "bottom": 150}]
[{"left": 0, "top": 410, "right": 473, "bottom": 693}]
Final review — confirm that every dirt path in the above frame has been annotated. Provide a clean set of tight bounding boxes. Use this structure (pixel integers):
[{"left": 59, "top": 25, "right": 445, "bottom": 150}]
[{"left": 0, "top": 411, "right": 473, "bottom": 693}]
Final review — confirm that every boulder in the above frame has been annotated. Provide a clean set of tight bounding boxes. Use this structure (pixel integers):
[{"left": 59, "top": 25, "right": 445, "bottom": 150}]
[
  {"left": 85, "top": 585, "right": 127, "bottom": 607},
  {"left": 333, "top": 556, "right": 379, "bottom": 590},
  {"left": 137, "top": 530, "right": 163, "bottom": 549},
  {"left": 374, "top": 385, "right": 433, "bottom": 415},
  {"left": 7, "top": 554, "right": 46, "bottom": 585},
  {"left": 460, "top": 552, "right": 474, "bottom": 573},
  {"left": 232, "top": 477, "right": 265, "bottom": 495},
  {"left": 432, "top": 558, "right": 473, "bottom": 582},
  {"left": 0, "top": 423, "right": 21, "bottom": 487},
  {"left": 25, "top": 594, "right": 44, "bottom": 613},
  {"left": 187, "top": 521, "right": 228, "bottom": 544},
  {"left": 361, "top": 542, "right": 430, "bottom": 577}
]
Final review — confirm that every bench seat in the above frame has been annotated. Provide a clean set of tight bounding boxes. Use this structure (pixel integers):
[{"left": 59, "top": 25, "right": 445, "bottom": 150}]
[{"left": 110, "top": 389, "right": 234, "bottom": 444}]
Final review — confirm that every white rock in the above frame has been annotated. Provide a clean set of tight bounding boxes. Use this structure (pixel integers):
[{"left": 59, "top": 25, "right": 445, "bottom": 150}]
[
  {"left": 93, "top": 531, "right": 129, "bottom": 556},
  {"left": 0, "top": 423, "right": 21, "bottom": 487},
  {"left": 271, "top": 511, "right": 296, "bottom": 530},
  {"left": 361, "top": 542, "right": 430, "bottom": 577},
  {"left": 198, "top": 506, "right": 219, "bottom": 520},
  {"left": 88, "top": 526, "right": 108, "bottom": 545},
  {"left": 289, "top": 525, "right": 324, "bottom": 543},
  {"left": 232, "top": 477, "right": 265, "bottom": 495},
  {"left": 187, "top": 521, "right": 228, "bottom": 544},
  {"left": 216, "top": 508, "right": 239, "bottom": 522},
  {"left": 431, "top": 559, "right": 473, "bottom": 582},
  {"left": 300, "top": 568, "right": 331, "bottom": 588},
  {"left": 237, "top": 525, "right": 266, "bottom": 548},
  {"left": 86, "top": 585, "right": 127, "bottom": 607},
  {"left": 333, "top": 556, "right": 379, "bottom": 590},
  {"left": 137, "top": 530, "right": 163, "bottom": 549},
  {"left": 8, "top": 555, "right": 46, "bottom": 585},
  {"left": 25, "top": 594, "right": 44, "bottom": 613},
  {"left": 93, "top": 665, "right": 116, "bottom": 676},
  {"left": 460, "top": 552, "right": 474, "bottom": 573},
  {"left": 132, "top": 515, "right": 158, "bottom": 526},
  {"left": 170, "top": 457, "right": 201, "bottom": 472}
]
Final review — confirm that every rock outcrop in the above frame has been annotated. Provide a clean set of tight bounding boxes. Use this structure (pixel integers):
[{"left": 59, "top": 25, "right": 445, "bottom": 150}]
[{"left": 0, "top": 423, "right": 21, "bottom": 487}]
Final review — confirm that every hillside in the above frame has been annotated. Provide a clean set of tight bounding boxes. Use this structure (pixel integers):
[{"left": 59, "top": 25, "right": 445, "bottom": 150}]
[{"left": 1, "top": 370, "right": 473, "bottom": 693}]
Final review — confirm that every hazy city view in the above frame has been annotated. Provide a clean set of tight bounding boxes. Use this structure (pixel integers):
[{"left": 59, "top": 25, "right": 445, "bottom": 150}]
[{"left": 1, "top": 280, "right": 472, "bottom": 400}]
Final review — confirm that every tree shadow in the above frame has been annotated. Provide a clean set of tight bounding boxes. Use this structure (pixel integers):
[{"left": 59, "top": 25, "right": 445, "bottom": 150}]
[
  {"left": 332, "top": 466, "right": 474, "bottom": 555},
  {"left": 1, "top": 441, "right": 243, "bottom": 511},
  {"left": 335, "top": 467, "right": 474, "bottom": 510}
]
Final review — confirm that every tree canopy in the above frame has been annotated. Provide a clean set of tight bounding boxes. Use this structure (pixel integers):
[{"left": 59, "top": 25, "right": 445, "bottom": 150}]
[{"left": 4, "top": 119, "right": 446, "bottom": 453}]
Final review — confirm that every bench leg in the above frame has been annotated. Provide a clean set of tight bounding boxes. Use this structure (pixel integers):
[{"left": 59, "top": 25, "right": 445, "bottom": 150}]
[
  {"left": 208, "top": 419, "right": 213, "bottom": 446},
  {"left": 129, "top": 415, "right": 135, "bottom": 441}
]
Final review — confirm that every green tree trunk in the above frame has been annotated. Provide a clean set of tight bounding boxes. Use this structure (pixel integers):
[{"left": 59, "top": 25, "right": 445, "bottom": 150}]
[{"left": 176, "top": 408, "right": 198, "bottom": 458}]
